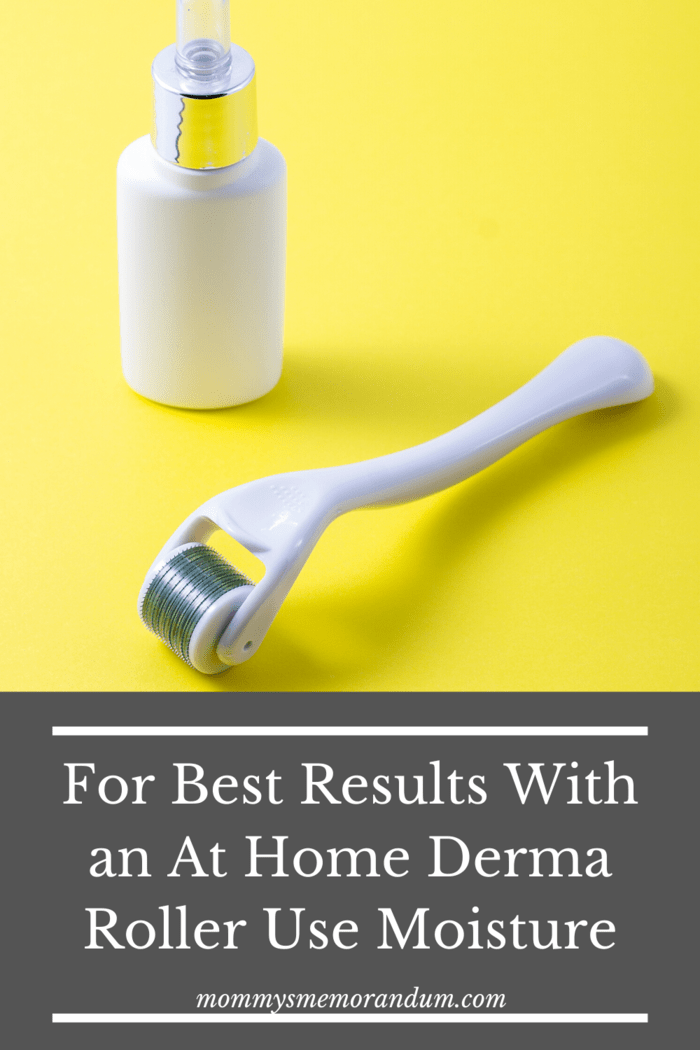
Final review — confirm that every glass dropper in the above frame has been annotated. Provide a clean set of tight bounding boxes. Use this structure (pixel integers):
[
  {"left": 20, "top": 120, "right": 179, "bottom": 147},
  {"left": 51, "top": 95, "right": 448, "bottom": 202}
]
[{"left": 175, "top": 0, "right": 233, "bottom": 85}]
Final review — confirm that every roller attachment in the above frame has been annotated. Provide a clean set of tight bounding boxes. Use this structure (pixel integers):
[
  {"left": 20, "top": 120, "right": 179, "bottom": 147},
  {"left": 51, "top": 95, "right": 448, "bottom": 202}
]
[{"left": 139, "top": 543, "right": 252, "bottom": 670}]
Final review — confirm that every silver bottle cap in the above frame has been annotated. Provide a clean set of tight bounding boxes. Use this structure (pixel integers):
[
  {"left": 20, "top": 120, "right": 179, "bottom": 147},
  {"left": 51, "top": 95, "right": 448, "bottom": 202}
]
[{"left": 151, "top": 43, "right": 258, "bottom": 169}]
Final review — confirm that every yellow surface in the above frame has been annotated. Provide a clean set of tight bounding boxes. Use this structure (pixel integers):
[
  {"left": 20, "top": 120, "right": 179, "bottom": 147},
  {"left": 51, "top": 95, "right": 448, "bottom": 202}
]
[{"left": 1, "top": 1, "right": 697, "bottom": 692}]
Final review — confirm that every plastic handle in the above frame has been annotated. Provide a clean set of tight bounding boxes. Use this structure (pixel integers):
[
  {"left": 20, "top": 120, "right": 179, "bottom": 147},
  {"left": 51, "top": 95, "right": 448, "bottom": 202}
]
[
  {"left": 323, "top": 337, "right": 653, "bottom": 512},
  {"left": 213, "top": 335, "right": 652, "bottom": 667}
]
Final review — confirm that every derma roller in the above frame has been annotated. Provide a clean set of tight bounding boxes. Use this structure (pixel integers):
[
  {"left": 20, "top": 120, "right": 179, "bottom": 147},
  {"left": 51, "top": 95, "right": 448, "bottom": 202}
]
[{"left": 139, "top": 336, "right": 653, "bottom": 673}]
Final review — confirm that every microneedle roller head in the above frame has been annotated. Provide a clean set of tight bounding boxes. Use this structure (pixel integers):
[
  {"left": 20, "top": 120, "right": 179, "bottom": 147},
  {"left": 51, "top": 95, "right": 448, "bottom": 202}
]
[{"left": 139, "top": 543, "right": 253, "bottom": 671}]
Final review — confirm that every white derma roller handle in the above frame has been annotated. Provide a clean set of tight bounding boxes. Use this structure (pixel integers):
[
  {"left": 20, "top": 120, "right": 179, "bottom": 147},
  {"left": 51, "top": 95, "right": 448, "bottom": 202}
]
[
  {"left": 210, "top": 336, "right": 653, "bottom": 668},
  {"left": 320, "top": 337, "right": 654, "bottom": 511}
]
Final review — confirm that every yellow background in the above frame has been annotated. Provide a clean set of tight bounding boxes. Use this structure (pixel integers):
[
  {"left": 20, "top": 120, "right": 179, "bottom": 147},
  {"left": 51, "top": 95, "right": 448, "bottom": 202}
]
[{"left": 1, "top": 1, "right": 697, "bottom": 692}]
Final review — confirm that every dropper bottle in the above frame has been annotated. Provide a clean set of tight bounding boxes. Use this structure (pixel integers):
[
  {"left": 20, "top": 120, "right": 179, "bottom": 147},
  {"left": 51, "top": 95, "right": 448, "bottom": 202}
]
[{"left": 117, "top": 1, "right": 286, "bottom": 408}]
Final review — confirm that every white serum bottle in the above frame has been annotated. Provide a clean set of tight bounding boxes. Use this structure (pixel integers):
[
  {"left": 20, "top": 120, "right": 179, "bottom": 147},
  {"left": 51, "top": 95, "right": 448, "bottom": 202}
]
[{"left": 117, "top": 0, "right": 286, "bottom": 408}]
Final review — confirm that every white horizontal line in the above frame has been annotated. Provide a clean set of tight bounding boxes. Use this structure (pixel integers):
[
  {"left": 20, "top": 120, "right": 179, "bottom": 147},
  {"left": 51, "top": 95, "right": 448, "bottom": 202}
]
[
  {"left": 52, "top": 1013, "right": 648, "bottom": 1024},
  {"left": 51, "top": 726, "right": 648, "bottom": 737}
]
